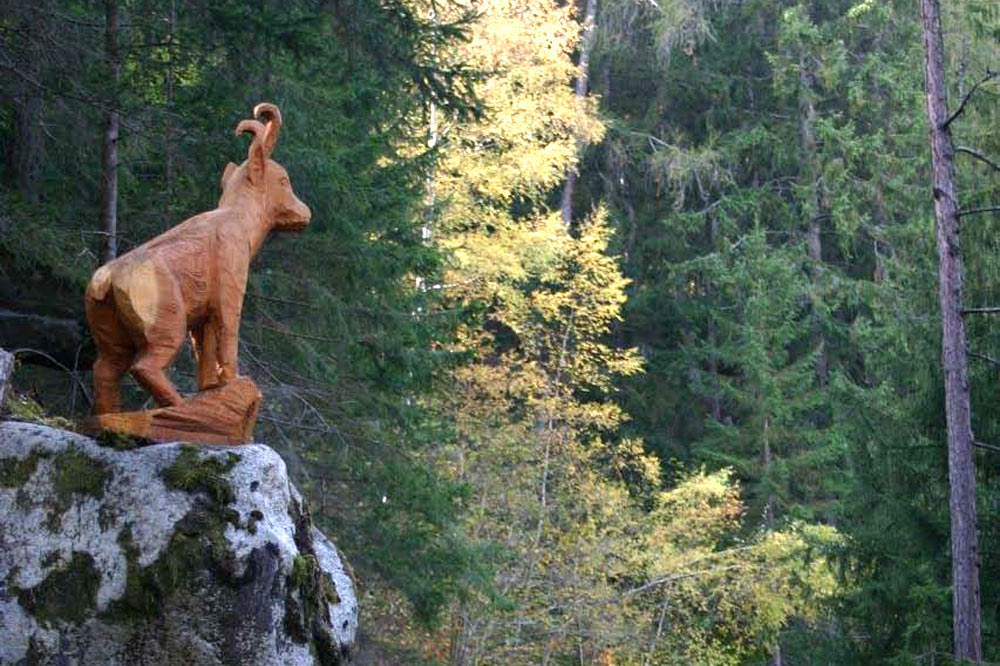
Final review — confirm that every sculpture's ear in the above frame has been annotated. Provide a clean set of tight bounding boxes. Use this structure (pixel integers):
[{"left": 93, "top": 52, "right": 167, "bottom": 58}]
[
  {"left": 247, "top": 141, "right": 266, "bottom": 186},
  {"left": 220, "top": 162, "right": 238, "bottom": 191}
]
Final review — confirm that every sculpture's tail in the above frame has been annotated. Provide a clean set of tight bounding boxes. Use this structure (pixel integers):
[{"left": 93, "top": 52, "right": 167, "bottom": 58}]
[{"left": 87, "top": 264, "right": 113, "bottom": 301}]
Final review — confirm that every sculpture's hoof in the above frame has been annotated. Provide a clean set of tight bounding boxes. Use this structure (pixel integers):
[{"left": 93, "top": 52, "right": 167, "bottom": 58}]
[{"left": 78, "top": 377, "right": 262, "bottom": 445}]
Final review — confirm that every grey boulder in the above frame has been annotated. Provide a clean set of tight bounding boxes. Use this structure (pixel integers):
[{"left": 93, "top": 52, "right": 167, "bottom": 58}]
[{"left": 0, "top": 420, "right": 357, "bottom": 666}]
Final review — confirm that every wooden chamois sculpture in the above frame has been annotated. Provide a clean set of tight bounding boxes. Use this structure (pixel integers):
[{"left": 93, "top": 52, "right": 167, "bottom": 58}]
[{"left": 85, "top": 103, "right": 310, "bottom": 418}]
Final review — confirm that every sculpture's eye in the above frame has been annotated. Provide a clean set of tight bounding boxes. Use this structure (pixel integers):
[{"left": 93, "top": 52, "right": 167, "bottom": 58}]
[{"left": 280, "top": 177, "right": 290, "bottom": 187}]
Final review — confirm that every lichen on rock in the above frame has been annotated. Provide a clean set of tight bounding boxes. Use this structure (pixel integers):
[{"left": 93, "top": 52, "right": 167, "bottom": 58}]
[{"left": 0, "top": 420, "right": 357, "bottom": 666}]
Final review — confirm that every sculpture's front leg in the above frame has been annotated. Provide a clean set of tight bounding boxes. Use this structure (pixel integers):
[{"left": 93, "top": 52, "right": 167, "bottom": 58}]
[
  {"left": 192, "top": 319, "right": 223, "bottom": 390},
  {"left": 217, "top": 310, "right": 241, "bottom": 384},
  {"left": 216, "top": 246, "right": 249, "bottom": 384}
]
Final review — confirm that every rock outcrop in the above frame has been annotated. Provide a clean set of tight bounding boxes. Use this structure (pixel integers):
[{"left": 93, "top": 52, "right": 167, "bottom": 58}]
[{"left": 0, "top": 420, "right": 357, "bottom": 666}]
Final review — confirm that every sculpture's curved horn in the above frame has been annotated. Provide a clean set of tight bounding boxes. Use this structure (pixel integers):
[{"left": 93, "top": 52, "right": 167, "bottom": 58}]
[
  {"left": 235, "top": 118, "right": 268, "bottom": 184},
  {"left": 253, "top": 103, "right": 281, "bottom": 157},
  {"left": 235, "top": 119, "right": 266, "bottom": 142}
]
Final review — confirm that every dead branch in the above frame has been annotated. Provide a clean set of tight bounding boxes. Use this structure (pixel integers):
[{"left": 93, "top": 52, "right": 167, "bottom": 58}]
[
  {"left": 943, "top": 70, "right": 998, "bottom": 130},
  {"left": 956, "top": 146, "right": 1000, "bottom": 173},
  {"left": 958, "top": 206, "right": 1000, "bottom": 218},
  {"left": 974, "top": 441, "right": 1000, "bottom": 454},
  {"left": 10, "top": 347, "right": 92, "bottom": 406},
  {"left": 968, "top": 351, "right": 1000, "bottom": 367}
]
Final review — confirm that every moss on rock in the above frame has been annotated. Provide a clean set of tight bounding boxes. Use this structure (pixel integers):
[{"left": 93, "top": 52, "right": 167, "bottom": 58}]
[
  {"left": 45, "top": 450, "right": 110, "bottom": 530},
  {"left": 162, "top": 446, "right": 240, "bottom": 506},
  {"left": 16, "top": 551, "right": 100, "bottom": 625},
  {"left": 0, "top": 453, "right": 40, "bottom": 488},
  {"left": 284, "top": 501, "right": 344, "bottom": 665},
  {"left": 5, "top": 393, "right": 75, "bottom": 430},
  {"left": 104, "top": 515, "right": 234, "bottom": 622},
  {"left": 95, "top": 429, "right": 153, "bottom": 451},
  {"left": 52, "top": 450, "right": 109, "bottom": 499},
  {"left": 106, "top": 447, "right": 243, "bottom": 623}
]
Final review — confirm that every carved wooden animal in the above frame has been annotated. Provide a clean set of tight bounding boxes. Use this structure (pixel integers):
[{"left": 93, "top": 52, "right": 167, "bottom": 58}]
[{"left": 85, "top": 103, "right": 311, "bottom": 414}]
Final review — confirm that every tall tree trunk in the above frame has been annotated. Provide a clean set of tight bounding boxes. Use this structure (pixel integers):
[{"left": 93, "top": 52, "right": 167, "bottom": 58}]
[
  {"left": 11, "top": 80, "right": 42, "bottom": 205},
  {"left": 708, "top": 211, "right": 721, "bottom": 422},
  {"left": 560, "top": 0, "right": 598, "bottom": 226},
  {"left": 7, "top": 14, "right": 43, "bottom": 204},
  {"left": 798, "top": 53, "right": 828, "bottom": 387},
  {"left": 919, "top": 0, "right": 982, "bottom": 660},
  {"left": 164, "top": 0, "right": 176, "bottom": 226},
  {"left": 99, "top": 0, "right": 121, "bottom": 264},
  {"left": 762, "top": 415, "right": 774, "bottom": 528},
  {"left": 762, "top": 412, "right": 780, "bottom": 666}
]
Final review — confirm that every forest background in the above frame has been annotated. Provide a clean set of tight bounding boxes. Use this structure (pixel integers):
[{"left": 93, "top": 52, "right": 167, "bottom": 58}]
[{"left": 2, "top": 0, "right": 1000, "bottom": 663}]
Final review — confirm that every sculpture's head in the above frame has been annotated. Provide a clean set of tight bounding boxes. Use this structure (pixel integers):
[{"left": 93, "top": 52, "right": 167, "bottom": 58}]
[{"left": 223, "top": 103, "right": 312, "bottom": 231}]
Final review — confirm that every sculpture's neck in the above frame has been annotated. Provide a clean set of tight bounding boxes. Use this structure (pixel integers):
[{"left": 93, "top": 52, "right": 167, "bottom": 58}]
[{"left": 218, "top": 192, "right": 272, "bottom": 257}]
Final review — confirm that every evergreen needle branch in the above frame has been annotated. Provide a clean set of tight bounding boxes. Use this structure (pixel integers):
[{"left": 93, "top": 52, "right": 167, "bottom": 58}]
[
  {"left": 956, "top": 146, "right": 1000, "bottom": 173},
  {"left": 943, "top": 70, "right": 998, "bottom": 129}
]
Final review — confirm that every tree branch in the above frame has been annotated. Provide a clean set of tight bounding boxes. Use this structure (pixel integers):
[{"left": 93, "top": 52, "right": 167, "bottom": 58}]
[
  {"left": 958, "top": 206, "right": 1000, "bottom": 218},
  {"left": 962, "top": 307, "right": 1000, "bottom": 315},
  {"left": 943, "top": 70, "right": 998, "bottom": 130},
  {"left": 974, "top": 441, "right": 1000, "bottom": 454},
  {"left": 956, "top": 146, "right": 1000, "bottom": 173},
  {"left": 968, "top": 351, "right": 1000, "bottom": 366},
  {"left": 256, "top": 323, "right": 340, "bottom": 344},
  {"left": 10, "top": 347, "right": 92, "bottom": 407}
]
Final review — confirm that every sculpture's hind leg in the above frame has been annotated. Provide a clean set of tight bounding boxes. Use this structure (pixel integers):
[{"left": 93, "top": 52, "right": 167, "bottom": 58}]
[
  {"left": 86, "top": 293, "right": 134, "bottom": 414},
  {"left": 131, "top": 345, "right": 185, "bottom": 407},
  {"left": 130, "top": 317, "right": 186, "bottom": 408},
  {"left": 93, "top": 351, "right": 133, "bottom": 414}
]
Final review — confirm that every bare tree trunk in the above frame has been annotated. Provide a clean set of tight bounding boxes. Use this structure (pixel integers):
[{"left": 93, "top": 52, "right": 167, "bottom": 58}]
[
  {"left": 762, "top": 415, "right": 774, "bottom": 528},
  {"left": 163, "top": 0, "right": 176, "bottom": 226},
  {"left": 560, "top": 0, "right": 598, "bottom": 226},
  {"left": 99, "top": 0, "right": 121, "bottom": 264},
  {"left": 798, "top": 53, "right": 828, "bottom": 387},
  {"left": 919, "top": 0, "right": 982, "bottom": 660},
  {"left": 11, "top": 83, "right": 42, "bottom": 205},
  {"left": 707, "top": 210, "right": 721, "bottom": 421},
  {"left": 7, "top": 14, "right": 43, "bottom": 204},
  {"left": 763, "top": 412, "right": 780, "bottom": 666}
]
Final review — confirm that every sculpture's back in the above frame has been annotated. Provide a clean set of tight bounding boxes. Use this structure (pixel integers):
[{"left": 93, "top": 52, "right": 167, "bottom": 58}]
[{"left": 81, "top": 103, "right": 311, "bottom": 445}]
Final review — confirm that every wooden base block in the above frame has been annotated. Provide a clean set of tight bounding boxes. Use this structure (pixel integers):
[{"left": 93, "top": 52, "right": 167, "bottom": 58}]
[{"left": 79, "top": 377, "right": 263, "bottom": 445}]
